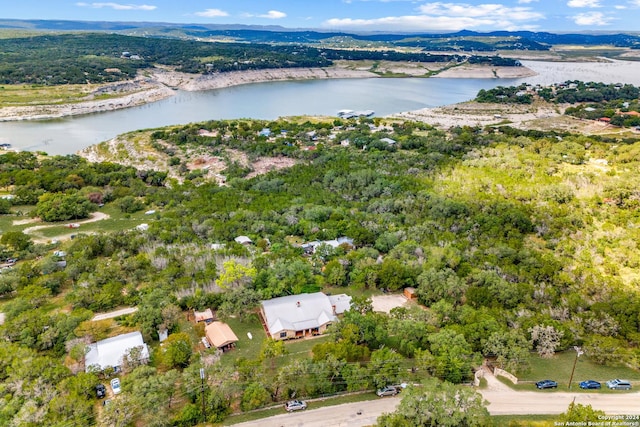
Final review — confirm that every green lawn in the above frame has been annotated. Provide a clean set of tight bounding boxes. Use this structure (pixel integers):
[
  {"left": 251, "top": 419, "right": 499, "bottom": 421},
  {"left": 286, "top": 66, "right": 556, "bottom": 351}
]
[
  {"left": 218, "top": 314, "right": 266, "bottom": 368},
  {"left": 505, "top": 351, "right": 640, "bottom": 391}
]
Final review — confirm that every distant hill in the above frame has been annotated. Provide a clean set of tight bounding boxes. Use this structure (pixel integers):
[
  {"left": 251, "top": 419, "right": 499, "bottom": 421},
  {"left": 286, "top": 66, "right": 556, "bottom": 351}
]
[{"left": 1, "top": 19, "right": 639, "bottom": 51}]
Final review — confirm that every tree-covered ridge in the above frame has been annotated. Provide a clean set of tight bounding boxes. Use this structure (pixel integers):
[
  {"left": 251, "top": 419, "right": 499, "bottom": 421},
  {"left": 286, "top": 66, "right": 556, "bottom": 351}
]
[
  {"left": 1, "top": 114, "right": 640, "bottom": 425},
  {"left": 0, "top": 33, "right": 331, "bottom": 85},
  {"left": 0, "top": 32, "right": 523, "bottom": 86}
]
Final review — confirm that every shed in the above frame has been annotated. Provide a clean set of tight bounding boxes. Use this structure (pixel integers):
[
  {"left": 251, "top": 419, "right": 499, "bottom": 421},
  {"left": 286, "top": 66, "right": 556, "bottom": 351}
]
[
  {"left": 404, "top": 287, "right": 418, "bottom": 300},
  {"left": 234, "top": 236, "right": 253, "bottom": 245},
  {"left": 205, "top": 321, "right": 239, "bottom": 351},
  {"left": 194, "top": 308, "right": 215, "bottom": 324}
]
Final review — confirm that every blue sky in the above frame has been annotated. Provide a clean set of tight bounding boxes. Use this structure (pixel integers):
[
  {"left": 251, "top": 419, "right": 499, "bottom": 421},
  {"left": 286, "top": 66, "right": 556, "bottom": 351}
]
[{"left": 6, "top": 1, "right": 640, "bottom": 33}]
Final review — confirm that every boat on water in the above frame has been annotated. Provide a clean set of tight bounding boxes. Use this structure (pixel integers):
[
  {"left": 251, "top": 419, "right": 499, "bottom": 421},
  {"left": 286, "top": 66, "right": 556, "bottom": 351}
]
[{"left": 337, "top": 109, "right": 375, "bottom": 119}]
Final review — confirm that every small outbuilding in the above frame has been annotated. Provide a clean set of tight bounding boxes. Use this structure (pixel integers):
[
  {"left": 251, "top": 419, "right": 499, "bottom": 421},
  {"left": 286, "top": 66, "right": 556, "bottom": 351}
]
[
  {"left": 404, "top": 287, "right": 418, "bottom": 300},
  {"left": 205, "top": 321, "right": 239, "bottom": 352},
  {"left": 193, "top": 308, "right": 215, "bottom": 324}
]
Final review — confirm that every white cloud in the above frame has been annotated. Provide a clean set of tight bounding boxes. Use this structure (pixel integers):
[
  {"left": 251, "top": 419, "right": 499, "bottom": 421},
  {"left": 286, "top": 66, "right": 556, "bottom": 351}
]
[
  {"left": 518, "top": 0, "right": 538, "bottom": 3},
  {"left": 258, "top": 10, "right": 287, "bottom": 19},
  {"left": 75, "top": 2, "right": 156, "bottom": 10},
  {"left": 195, "top": 9, "right": 229, "bottom": 18},
  {"left": 324, "top": 2, "right": 544, "bottom": 32},
  {"left": 567, "top": 0, "right": 601, "bottom": 7},
  {"left": 573, "top": 11, "right": 611, "bottom": 25},
  {"left": 418, "top": 3, "right": 544, "bottom": 20}
]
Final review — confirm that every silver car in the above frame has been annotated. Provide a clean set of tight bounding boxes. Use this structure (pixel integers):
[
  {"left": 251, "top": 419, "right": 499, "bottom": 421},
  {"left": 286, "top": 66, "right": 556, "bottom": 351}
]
[
  {"left": 285, "top": 400, "right": 307, "bottom": 412},
  {"left": 606, "top": 379, "right": 631, "bottom": 390}
]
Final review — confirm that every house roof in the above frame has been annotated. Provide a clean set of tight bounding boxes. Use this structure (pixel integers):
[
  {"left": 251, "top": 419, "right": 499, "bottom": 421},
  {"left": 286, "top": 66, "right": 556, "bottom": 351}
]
[
  {"left": 194, "top": 308, "right": 214, "bottom": 323},
  {"left": 205, "top": 321, "right": 239, "bottom": 348},
  {"left": 234, "top": 236, "right": 253, "bottom": 245},
  {"left": 328, "top": 294, "right": 352, "bottom": 315},
  {"left": 261, "top": 292, "right": 338, "bottom": 335},
  {"left": 85, "top": 331, "right": 149, "bottom": 372}
]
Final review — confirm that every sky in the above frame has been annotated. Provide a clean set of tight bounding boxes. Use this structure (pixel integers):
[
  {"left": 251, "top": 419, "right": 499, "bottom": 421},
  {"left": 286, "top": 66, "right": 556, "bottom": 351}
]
[{"left": 5, "top": 1, "right": 640, "bottom": 33}]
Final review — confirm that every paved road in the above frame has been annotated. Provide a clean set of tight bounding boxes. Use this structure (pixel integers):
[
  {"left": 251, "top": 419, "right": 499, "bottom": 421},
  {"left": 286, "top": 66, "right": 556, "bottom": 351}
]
[
  {"left": 228, "top": 398, "right": 401, "bottom": 427},
  {"left": 229, "top": 372, "right": 640, "bottom": 427}
]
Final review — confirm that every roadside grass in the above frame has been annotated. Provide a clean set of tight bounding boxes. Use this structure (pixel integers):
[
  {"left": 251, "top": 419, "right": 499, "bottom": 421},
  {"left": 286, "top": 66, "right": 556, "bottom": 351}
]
[
  {"left": 500, "top": 351, "right": 640, "bottom": 392},
  {"left": 491, "top": 414, "right": 557, "bottom": 426}
]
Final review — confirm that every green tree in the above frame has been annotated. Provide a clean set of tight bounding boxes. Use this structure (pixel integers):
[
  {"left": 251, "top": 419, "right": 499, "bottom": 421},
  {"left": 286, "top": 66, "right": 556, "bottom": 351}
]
[
  {"left": 370, "top": 347, "right": 403, "bottom": 389},
  {"left": 482, "top": 330, "right": 531, "bottom": 373},
  {"left": 241, "top": 382, "right": 271, "bottom": 411},
  {"left": 215, "top": 259, "right": 257, "bottom": 289},
  {"left": 377, "top": 379, "right": 490, "bottom": 427},
  {"left": 558, "top": 402, "right": 605, "bottom": 423},
  {"left": 35, "top": 192, "right": 94, "bottom": 221},
  {"left": 0, "top": 230, "right": 32, "bottom": 251},
  {"left": 416, "top": 268, "right": 467, "bottom": 306},
  {"left": 162, "top": 333, "right": 193, "bottom": 369}
]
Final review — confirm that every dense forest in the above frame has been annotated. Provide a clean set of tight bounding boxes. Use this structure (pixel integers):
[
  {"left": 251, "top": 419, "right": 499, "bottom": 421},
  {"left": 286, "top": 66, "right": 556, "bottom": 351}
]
[{"left": 1, "top": 106, "right": 640, "bottom": 425}]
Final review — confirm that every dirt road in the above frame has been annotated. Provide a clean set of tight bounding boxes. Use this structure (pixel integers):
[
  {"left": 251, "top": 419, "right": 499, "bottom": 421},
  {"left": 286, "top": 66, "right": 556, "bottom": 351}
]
[
  {"left": 92, "top": 306, "right": 138, "bottom": 321},
  {"left": 21, "top": 211, "right": 109, "bottom": 243}
]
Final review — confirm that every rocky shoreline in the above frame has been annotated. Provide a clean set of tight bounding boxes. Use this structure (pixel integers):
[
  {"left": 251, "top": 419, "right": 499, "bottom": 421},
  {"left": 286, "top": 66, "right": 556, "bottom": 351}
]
[{"left": 0, "top": 64, "right": 536, "bottom": 122}]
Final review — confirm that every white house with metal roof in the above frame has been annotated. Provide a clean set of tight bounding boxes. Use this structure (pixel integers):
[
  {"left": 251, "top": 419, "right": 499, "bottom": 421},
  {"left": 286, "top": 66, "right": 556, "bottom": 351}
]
[
  {"left": 260, "top": 292, "right": 351, "bottom": 340},
  {"left": 85, "top": 331, "right": 150, "bottom": 373}
]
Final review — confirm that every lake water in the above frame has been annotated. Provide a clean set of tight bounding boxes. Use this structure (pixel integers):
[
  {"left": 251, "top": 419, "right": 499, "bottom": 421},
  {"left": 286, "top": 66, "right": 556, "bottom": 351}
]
[{"left": 1, "top": 59, "right": 639, "bottom": 155}]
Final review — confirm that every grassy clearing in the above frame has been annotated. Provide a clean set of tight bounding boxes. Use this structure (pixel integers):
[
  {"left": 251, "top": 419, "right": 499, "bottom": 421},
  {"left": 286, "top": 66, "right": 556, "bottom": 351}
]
[
  {"left": 521, "top": 351, "right": 640, "bottom": 383},
  {"left": 498, "top": 351, "right": 640, "bottom": 392},
  {"left": 0, "top": 84, "right": 92, "bottom": 107},
  {"left": 218, "top": 314, "right": 266, "bottom": 368}
]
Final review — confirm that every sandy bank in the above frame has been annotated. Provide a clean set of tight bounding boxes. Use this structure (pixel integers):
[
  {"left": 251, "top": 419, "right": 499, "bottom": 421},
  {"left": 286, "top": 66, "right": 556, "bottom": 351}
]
[
  {"left": 434, "top": 64, "right": 537, "bottom": 79},
  {"left": 391, "top": 101, "right": 562, "bottom": 130},
  {"left": 0, "top": 82, "right": 175, "bottom": 122},
  {"left": 151, "top": 67, "right": 378, "bottom": 91},
  {"left": 0, "top": 64, "right": 534, "bottom": 122}
]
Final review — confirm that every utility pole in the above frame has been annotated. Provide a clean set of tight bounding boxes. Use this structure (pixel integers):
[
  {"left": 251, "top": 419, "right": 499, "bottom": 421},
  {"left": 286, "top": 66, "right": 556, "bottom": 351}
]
[
  {"left": 568, "top": 346, "right": 584, "bottom": 389},
  {"left": 200, "top": 367, "right": 206, "bottom": 423}
]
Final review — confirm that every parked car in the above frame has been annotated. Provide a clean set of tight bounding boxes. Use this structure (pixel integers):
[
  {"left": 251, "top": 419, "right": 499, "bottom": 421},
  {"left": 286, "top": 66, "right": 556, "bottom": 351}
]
[
  {"left": 376, "top": 386, "right": 399, "bottom": 397},
  {"left": 606, "top": 379, "right": 632, "bottom": 390},
  {"left": 284, "top": 400, "right": 307, "bottom": 412},
  {"left": 579, "top": 380, "right": 601, "bottom": 389},
  {"left": 96, "top": 384, "right": 106, "bottom": 399},
  {"left": 110, "top": 378, "right": 121, "bottom": 395},
  {"left": 535, "top": 379, "right": 558, "bottom": 389}
]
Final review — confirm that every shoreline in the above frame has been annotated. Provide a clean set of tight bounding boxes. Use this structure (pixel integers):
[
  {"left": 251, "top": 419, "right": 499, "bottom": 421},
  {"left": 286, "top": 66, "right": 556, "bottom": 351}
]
[{"left": 0, "top": 64, "right": 536, "bottom": 122}]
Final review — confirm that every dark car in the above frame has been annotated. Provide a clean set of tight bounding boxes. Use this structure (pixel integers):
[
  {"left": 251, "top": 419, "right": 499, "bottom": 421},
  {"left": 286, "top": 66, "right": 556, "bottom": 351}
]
[
  {"left": 96, "top": 384, "right": 107, "bottom": 399},
  {"left": 376, "top": 386, "right": 399, "bottom": 397},
  {"left": 284, "top": 400, "right": 307, "bottom": 412},
  {"left": 535, "top": 379, "right": 558, "bottom": 389},
  {"left": 579, "top": 380, "right": 601, "bottom": 389}
]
